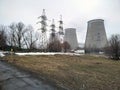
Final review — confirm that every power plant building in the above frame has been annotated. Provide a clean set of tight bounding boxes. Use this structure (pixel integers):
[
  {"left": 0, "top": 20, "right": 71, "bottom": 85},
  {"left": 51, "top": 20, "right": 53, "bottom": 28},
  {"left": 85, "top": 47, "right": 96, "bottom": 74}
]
[
  {"left": 64, "top": 28, "right": 78, "bottom": 50},
  {"left": 85, "top": 19, "right": 108, "bottom": 53}
]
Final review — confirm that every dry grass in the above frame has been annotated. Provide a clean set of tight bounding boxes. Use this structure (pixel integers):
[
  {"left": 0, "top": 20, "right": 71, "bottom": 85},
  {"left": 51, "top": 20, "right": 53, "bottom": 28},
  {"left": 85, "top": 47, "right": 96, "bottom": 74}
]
[{"left": 3, "top": 55, "right": 120, "bottom": 90}]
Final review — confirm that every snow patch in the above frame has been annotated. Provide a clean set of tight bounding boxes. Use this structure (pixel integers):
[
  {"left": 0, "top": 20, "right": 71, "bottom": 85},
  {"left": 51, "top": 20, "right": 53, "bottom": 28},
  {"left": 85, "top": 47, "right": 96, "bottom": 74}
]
[
  {"left": 75, "top": 50, "right": 85, "bottom": 54},
  {"left": 0, "top": 52, "right": 5, "bottom": 57},
  {"left": 15, "top": 52, "right": 82, "bottom": 56}
]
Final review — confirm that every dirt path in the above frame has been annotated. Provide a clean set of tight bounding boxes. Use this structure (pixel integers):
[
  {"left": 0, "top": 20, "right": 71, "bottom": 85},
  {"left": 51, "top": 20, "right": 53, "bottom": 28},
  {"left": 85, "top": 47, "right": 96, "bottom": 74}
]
[{"left": 0, "top": 60, "right": 57, "bottom": 90}]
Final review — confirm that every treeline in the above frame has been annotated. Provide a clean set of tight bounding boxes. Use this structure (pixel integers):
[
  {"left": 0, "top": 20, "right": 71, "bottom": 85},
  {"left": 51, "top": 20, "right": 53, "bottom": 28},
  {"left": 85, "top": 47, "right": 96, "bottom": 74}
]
[
  {"left": 0, "top": 22, "right": 38, "bottom": 51},
  {"left": 0, "top": 22, "right": 71, "bottom": 52}
]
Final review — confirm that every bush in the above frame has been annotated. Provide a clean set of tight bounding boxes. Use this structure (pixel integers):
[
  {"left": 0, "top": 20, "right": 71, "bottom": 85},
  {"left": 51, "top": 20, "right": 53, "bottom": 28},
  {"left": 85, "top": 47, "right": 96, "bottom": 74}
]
[
  {"left": 48, "top": 40, "right": 62, "bottom": 52},
  {"left": 62, "top": 41, "right": 71, "bottom": 52}
]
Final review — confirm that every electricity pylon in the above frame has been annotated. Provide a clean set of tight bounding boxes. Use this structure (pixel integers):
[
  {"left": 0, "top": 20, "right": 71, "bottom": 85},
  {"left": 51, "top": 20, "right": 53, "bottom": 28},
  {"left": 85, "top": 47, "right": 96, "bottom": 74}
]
[
  {"left": 50, "top": 19, "right": 56, "bottom": 42},
  {"left": 37, "top": 9, "right": 47, "bottom": 52},
  {"left": 58, "top": 15, "right": 64, "bottom": 43}
]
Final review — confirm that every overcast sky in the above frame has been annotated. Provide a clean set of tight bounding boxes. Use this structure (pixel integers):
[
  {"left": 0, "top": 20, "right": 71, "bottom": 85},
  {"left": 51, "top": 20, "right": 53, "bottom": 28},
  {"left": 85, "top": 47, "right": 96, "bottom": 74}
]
[{"left": 0, "top": 0, "right": 120, "bottom": 43}]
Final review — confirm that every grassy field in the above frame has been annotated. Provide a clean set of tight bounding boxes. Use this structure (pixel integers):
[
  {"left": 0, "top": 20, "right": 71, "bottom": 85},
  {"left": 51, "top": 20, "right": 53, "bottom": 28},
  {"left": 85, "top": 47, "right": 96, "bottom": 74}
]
[{"left": 3, "top": 55, "right": 120, "bottom": 90}]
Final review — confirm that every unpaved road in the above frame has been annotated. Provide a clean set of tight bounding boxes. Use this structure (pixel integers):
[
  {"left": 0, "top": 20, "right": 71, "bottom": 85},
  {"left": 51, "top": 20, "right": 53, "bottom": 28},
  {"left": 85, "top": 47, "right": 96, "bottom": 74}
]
[{"left": 0, "top": 60, "right": 57, "bottom": 90}]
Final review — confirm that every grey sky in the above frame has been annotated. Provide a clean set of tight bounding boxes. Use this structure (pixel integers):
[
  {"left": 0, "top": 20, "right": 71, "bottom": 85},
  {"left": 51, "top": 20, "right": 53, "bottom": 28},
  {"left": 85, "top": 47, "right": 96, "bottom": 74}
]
[{"left": 0, "top": 0, "right": 120, "bottom": 43}]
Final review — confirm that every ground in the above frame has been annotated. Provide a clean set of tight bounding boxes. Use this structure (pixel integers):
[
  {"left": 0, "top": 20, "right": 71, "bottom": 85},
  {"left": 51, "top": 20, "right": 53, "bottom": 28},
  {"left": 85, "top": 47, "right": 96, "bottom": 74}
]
[
  {"left": 2, "top": 55, "right": 120, "bottom": 90},
  {"left": 0, "top": 60, "right": 60, "bottom": 90}
]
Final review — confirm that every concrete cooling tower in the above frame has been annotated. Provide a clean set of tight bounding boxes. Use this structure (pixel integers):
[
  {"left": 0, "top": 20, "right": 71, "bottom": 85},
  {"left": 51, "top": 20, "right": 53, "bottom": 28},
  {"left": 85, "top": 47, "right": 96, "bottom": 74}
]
[
  {"left": 64, "top": 28, "right": 78, "bottom": 50},
  {"left": 85, "top": 19, "right": 108, "bottom": 53}
]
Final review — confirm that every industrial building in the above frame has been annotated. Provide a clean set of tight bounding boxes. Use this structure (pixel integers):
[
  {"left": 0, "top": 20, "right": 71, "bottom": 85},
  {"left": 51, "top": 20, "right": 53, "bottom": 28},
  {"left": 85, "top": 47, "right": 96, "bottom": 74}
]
[
  {"left": 85, "top": 19, "right": 108, "bottom": 53},
  {"left": 64, "top": 28, "right": 78, "bottom": 50}
]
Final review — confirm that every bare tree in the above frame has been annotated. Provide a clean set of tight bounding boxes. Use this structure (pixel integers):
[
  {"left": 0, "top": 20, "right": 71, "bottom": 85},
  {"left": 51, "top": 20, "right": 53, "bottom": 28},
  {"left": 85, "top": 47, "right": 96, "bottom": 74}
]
[
  {"left": 0, "top": 25, "right": 7, "bottom": 50},
  {"left": 8, "top": 23, "right": 17, "bottom": 47},
  {"left": 16, "top": 22, "right": 26, "bottom": 49},
  {"left": 24, "top": 25, "right": 38, "bottom": 50},
  {"left": 105, "top": 34, "right": 120, "bottom": 60},
  {"left": 8, "top": 22, "right": 28, "bottom": 50}
]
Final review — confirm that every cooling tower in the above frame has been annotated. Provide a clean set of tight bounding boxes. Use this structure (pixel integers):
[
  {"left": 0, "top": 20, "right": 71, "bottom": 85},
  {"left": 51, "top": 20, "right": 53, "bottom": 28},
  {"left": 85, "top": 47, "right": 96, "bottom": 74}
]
[
  {"left": 64, "top": 28, "right": 78, "bottom": 50},
  {"left": 85, "top": 19, "right": 108, "bottom": 53}
]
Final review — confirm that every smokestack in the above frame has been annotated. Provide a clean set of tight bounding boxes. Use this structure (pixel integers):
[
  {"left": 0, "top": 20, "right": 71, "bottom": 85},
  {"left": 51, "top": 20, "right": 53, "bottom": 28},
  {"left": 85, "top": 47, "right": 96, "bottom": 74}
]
[
  {"left": 64, "top": 28, "right": 78, "bottom": 50},
  {"left": 85, "top": 19, "right": 108, "bottom": 53}
]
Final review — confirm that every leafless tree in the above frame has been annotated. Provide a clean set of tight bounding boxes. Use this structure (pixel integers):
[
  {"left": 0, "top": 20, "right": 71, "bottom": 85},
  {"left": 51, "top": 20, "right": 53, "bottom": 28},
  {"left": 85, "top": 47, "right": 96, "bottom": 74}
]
[
  {"left": 8, "top": 23, "right": 17, "bottom": 47},
  {"left": 0, "top": 25, "right": 7, "bottom": 50},
  {"left": 105, "top": 34, "right": 120, "bottom": 60},
  {"left": 8, "top": 22, "right": 28, "bottom": 50},
  {"left": 24, "top": 25, "right": 38, "bottom": 50},
  {"left": 16, "top": 22, "right": 27, "bottom": 49}
]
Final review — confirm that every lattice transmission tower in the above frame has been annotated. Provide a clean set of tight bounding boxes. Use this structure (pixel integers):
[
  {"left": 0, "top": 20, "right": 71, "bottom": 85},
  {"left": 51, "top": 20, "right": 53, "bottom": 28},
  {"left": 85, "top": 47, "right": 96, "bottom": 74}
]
[
  {"left": 37, "top": 9, "right": 48, "bottom": 51},
  {"left": 49, "top": 19, "right": 56, "bottom": 42},
  {"left": 58, "top": 15, "right": 64, "bottom": 43}
]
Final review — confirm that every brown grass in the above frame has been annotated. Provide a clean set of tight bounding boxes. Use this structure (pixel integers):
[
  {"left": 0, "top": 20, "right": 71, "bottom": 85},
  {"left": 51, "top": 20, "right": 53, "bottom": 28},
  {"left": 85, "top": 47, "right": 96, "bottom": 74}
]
[{"left": 3, "top": 55, "right": 120, "bottom": 90}]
